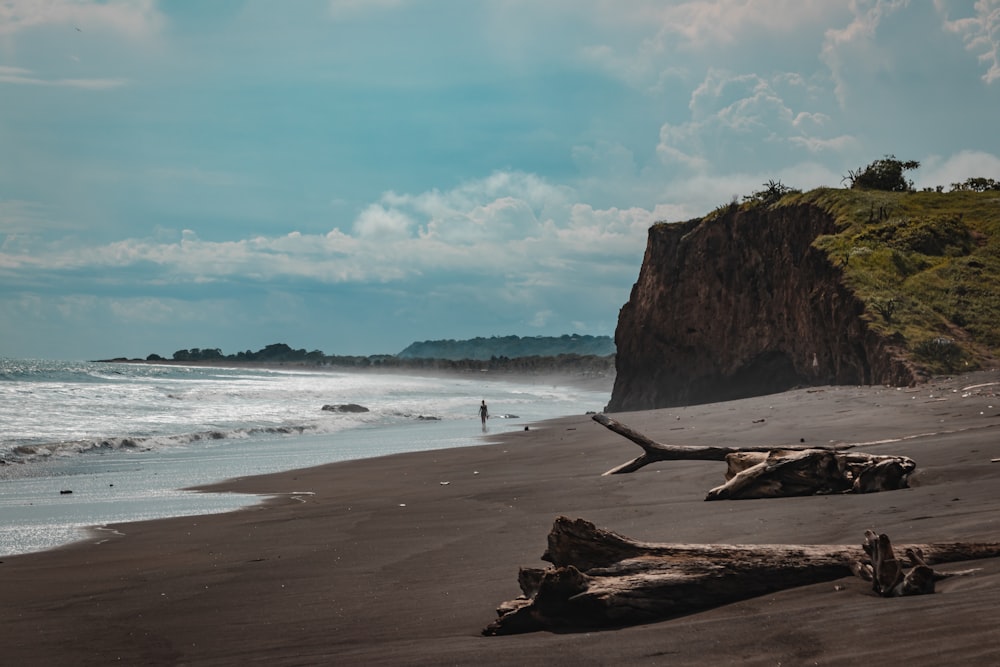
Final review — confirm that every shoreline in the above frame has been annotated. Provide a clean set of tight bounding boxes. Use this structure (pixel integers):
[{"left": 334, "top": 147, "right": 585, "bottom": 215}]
[
  {"left": 1, "top": 366, "right": 611, "bottom": 557},
  {"left": 2, "top": 370, "right": 999, "bottom": 664},
  {"left": 97, "top": 357, "right": 618, "bottom": 394}
]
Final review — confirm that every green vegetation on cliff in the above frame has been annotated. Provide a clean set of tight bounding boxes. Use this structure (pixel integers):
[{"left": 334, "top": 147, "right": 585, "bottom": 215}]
[
  {"left": 778, "top": 186, "right": 1000, "bottom": 373},
  {"left": 686, "top": 158, "right": 998, "bottom": 375}
]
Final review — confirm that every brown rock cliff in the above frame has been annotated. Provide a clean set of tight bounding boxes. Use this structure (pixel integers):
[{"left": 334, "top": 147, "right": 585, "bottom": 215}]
[{"left": 607, "top": 204, "right": 920, "bottom": 411}]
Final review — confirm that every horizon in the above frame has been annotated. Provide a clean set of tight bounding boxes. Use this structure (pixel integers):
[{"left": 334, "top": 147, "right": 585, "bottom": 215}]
[
  {"left": 3, "top": 2, "right": 1000, "bottom": 361},
  {"left": 96, "top": 332, "right": 616, "bottom": 363}
]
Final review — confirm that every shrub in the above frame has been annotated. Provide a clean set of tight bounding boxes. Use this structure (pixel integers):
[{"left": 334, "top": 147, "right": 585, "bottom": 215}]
[
  {"left": 743, "top": 180, "right": 801, "bottom": 207},
  {"left": 844, "top": 155, "right": 920, "bottom": 192},
  {"left": 950, "top": 177, "right": 1000, "bottom": 192}
]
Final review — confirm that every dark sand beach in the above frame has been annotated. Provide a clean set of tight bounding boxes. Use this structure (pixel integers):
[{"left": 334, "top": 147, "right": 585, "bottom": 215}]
[{"left": 3, "top": 371, "right": 1000, "bottom": 666}]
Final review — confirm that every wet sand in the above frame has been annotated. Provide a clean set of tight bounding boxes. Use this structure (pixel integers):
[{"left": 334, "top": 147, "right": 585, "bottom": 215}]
[{"left": 2, "top": 371, "right": 999, "bottom": 665}]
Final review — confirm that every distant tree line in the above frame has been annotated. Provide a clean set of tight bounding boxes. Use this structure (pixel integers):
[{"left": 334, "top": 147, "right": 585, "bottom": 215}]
[
  {"left": 397, "top": 334, "right": 615, "bottom": 361},
  {"left": 142, "top": 341, "right": 615, "bottom": 375},
  {"left": 370, "top": 352, "right": 614, "bottom": 375},
  {"left": 147, "top": 342, "right": 373, "bottom": 365}
]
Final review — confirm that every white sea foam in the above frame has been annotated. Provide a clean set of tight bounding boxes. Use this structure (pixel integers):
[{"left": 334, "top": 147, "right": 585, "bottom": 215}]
[
  {"left": 0, "top": 358, "right": 610, "bottom": 556},
  {"left": 0, "top": 360, "right": 597, "bottom": 464}
]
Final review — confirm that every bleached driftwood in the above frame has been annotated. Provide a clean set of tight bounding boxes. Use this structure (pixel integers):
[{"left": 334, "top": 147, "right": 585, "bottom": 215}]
[
  {"left": 852, "top": 529, "right": 951, "bottom": 597},
  {"left": 483, "top": 517, "right": 1000, "bottom": 635},
  {"left": 592, "top": 414, "right": 915, "bottom": 498},
  {"left": 707, "top": 448, "right": 916, "bottom": 499}
]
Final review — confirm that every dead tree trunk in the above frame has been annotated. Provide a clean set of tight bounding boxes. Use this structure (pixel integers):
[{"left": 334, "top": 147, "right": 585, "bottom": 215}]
[
  {"left": 592, "top": 414, "right": 915, "bottom": 498},
  {"left": 593, "top": 413, "right": 809, "bottom": 474},
  {"left": 483, "top": 517, "right": 1000, "bottom": 635}
]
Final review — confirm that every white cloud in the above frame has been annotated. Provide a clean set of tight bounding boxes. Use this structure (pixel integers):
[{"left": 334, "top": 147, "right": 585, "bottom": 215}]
[
  {"left": 0, "top": 65, "right": 126, "bottom": 88},
  {"left": 820, "top": 0, "right": 912, "bottom": 105},
  {"left": 649, "top": 0, "right": 843, "bottom": 46},
  {"left": 577, "top": 1, "right": 849, "bottom": 91},
  {"left": 937, "top": 0, "right": 1000, "bottom": 83},
  {"left": 656, "top": 122, "right": 710, "bottom": 171},
  {"left": 469, "top": 197, "right": 537, "bottom": 236},
  {"left": 528, "top": 310, "right": 553, "bottom": 328},
  {"left": 916, "top": 150, "right": 1000, "bottom": 189},
  {"left": 0, "top": 0, "right": 164, "bottom": 38},
  {"left": 657, "top": 68, "right": 848, "bottom": 174},
  {"left": 0, "top": 171, "right": 654, "bottom": 295},
  {"left": 788, "top": 134, "right": 858, "bottom": 153},
  {"left": 579, "top": 37, "right": 674, "bottom": 92},
  {"left": 4, "top": 153, "right": 879, "bottom": 298},
  {"left": 353, "top": 204, "right": 415, "bottom": 238}
]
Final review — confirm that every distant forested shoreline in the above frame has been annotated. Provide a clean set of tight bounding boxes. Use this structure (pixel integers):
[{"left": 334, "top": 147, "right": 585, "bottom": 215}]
[{"left": 96, "top": 338, "right": 616, "bottom": 380}]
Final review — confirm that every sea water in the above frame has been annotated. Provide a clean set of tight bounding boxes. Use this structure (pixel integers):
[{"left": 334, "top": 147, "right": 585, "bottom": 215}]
[{"left": 0, "top": 359, "right": 610, "bottom": 556}]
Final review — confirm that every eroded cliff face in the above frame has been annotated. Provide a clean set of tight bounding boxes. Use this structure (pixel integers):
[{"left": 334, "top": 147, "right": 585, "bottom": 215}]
[{"left": 607, "top": 204, "right": 920, "bottom": 412}]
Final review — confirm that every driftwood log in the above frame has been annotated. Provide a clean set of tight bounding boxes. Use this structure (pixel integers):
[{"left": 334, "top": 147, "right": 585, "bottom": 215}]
[
  {"left": 592, "top": 413, "right": 915, "bottom": 498},
  {"left": 483, "top": 517, "right": 1000, "bottom": 635},
  {"left": 852, "top": 529, "right": 955, "bottom": 597}
]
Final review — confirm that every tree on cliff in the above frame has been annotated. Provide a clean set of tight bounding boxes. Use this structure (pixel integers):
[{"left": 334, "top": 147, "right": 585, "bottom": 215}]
[
  {"left": 742, "top": 180, "right": 801, "bottom": 206},
  {"left": 844, "top": 155, "right": 920, "bottom": 192}
]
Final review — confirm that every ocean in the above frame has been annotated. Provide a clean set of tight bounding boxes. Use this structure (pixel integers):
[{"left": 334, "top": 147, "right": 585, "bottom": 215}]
[{"left": 0, "top": 359, "right": 611, "bottom": 557}]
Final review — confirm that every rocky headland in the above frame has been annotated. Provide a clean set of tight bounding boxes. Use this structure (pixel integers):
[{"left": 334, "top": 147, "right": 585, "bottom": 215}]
[{"left": 608, "top": 188, "right": 998, "bottom": 411}]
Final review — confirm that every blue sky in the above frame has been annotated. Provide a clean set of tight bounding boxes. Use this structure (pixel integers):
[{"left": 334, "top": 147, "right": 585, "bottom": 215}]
[{"left": 2, "top": 0, "right": 999, "bottom": 360}]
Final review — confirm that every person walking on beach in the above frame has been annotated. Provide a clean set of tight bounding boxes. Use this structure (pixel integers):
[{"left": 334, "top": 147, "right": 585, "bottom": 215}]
[{"left": 479, "top": 400, "right": 489, "bottom": 426}]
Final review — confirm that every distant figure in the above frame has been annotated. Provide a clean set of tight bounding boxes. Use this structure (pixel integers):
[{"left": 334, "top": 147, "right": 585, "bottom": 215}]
[{"left": 479, "top": 400, "right": 489, "bottom": 426}]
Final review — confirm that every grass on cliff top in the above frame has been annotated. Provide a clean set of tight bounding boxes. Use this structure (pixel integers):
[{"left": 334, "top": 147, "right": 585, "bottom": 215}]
[{"left": 778, "top": 188, "right": 1000, "bottom": 373}]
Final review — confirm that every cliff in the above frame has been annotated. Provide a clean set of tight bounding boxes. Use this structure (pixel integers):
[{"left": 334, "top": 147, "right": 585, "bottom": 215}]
[{"left": 606, "top": 202, "right": 921, "bottom": 411}]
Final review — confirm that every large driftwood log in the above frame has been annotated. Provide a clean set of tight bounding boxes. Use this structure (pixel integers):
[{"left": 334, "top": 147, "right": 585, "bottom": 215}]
[
  {"left": 592, "top": 414, "right": 915, "bottom": 498},
  {"left": 707, "top": 448, "right": 916, "bottom": 499},
  {"left": 483, "top": 517, "right": 1000, "bottom": 635},
  {"left": 592, "top": 413, "right": 816, "bottom": 474}
]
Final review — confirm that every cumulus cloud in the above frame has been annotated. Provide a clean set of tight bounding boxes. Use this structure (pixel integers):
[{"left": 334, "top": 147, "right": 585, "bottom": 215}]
[
  {"left": 657, "top": 68, "right": 846, "bottom": 174},
  {"left": 353, "top": 204, "right": 416, "bottom": 239},
  {"left": 578, "top": 1, "right": 848, "bottom": 91},
  {"left": 646, "top": 0, "right": 845, "bottom": 46},
  {"left": 580, "top": 1, "right": 997, "bottom": 175},
  {"left": 0, "top": 171, "right": 654, "bottom": 302},
  {"left": 938, "top": 0, "right": 1000, "bottom": 83}
]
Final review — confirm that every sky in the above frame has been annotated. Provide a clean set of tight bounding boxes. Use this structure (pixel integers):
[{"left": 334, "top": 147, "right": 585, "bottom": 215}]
[{"left": 2, "top": 0, "right": 1000, "bottom": 361}]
